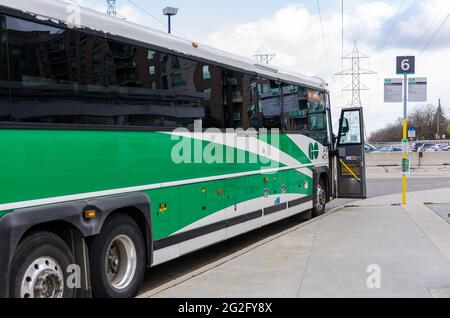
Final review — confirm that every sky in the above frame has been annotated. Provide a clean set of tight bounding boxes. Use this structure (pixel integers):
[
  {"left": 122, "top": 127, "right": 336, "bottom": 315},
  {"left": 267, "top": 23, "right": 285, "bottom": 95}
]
[{"left": 67, "top": 0, "right": 450, "bottom": 134}]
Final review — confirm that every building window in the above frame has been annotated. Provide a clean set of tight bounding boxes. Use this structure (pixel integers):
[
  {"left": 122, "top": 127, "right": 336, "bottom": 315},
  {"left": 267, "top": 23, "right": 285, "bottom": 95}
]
[
  {"left": 147, "top": 50, "right": 155, "bottom": 60},
  {"left": 149, "top": 66, "right": 155, "bottom": 75},
  {"left": 171, "top": 73, "right": 186, "bottom": 87},
  {"left": 203, "top": 88, "right": 212, "bottom": 99},
  {"left": 202, "top": 65, "right": 211, "bottom": 80}
]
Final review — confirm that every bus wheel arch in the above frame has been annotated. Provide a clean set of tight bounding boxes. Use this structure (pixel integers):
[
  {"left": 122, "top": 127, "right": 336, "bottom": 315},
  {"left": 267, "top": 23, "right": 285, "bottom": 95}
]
[{"left": 17, "top": 220, "right": 84, "bottom": 250}]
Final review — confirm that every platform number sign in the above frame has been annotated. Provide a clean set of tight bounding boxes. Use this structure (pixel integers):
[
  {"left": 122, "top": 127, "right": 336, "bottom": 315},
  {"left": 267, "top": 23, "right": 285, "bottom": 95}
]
[{"left": 396, "top": 56, "right": 415, "bottom": 75}]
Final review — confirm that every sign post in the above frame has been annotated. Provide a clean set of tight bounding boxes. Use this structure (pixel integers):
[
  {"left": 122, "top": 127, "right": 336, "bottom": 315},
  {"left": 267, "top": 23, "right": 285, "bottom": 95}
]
[{"left": 397, "top": 56, "right": 415, "bottom": 205}]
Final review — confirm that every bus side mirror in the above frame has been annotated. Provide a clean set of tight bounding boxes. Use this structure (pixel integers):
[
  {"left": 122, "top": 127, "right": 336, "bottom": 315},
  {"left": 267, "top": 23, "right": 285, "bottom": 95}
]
[{"left": 341, "top": 118, "right": 350, "bottom": 135}]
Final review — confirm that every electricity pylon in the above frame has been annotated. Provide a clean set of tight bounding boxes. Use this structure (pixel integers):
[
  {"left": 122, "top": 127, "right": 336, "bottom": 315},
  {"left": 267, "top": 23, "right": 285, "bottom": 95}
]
[
  {"left": 107, "top": 0, "right": 117, "bottom": 16},
  {"left": 254, "top": 54, "right": 276, "bottom": 64},
  {"left": 335, "top": 42, "right": 376, "bottom": 107}
]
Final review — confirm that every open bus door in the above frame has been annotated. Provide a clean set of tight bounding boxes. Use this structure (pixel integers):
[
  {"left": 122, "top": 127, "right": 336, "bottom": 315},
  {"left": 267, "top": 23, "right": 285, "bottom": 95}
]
[{"left": 336, "top": 107, "right": 367, "bottom": 199}]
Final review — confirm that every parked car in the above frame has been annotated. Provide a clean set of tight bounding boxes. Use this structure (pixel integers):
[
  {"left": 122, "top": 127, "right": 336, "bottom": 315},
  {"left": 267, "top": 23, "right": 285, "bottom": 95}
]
[
  {"left": 418, "top": 144, "right": 435, "bottom": 152},
  {"left": 429, "top": 144, "right": 448, "bottom": 152},
  {"left": 373, "top": 145, "right": 402, "bottom": 153},
  {"left": 365, "top": 144, "right": 379, "bottom": 153},
  {"left": 411, "top": 142, "right": 423, "bottom": 152},
  {"left": 389, "top": 146, "right": 403, "bottom": 153}
]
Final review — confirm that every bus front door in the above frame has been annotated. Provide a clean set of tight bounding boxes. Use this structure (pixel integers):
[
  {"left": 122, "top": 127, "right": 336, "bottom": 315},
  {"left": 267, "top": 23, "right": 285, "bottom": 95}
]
[{"left": 336, "top": 107, "right": 367, "bottom": 199}]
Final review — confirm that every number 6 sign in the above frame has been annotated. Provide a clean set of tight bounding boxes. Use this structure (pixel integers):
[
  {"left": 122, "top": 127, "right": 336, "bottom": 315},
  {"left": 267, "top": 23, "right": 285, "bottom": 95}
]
[{"left": 396, "top": 56, "right": 415, "bottom": 74}]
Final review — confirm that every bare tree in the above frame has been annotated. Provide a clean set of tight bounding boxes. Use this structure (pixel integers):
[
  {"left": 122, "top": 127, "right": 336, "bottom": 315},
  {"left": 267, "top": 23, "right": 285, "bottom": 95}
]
[{"left": 370, "top": 104, "right": 447, "bottom": 142}]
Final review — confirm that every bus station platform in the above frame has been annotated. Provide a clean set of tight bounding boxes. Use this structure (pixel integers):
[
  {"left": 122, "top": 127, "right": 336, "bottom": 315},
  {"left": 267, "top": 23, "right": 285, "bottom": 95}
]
[{"left": 139, "top": 188, "right": 450, "bottom": 298}]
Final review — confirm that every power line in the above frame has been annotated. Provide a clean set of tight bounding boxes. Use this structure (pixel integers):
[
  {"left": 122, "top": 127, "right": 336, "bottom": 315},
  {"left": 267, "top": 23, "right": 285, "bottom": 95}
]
[
  {"left": 316, "top": 0, "right": 333, "bottom": 77},
  {"left": 126, "top": 0, "right": 167, "bottom": 27},
  {"left": 418, "top": 12, "right": 450, "bottom": 59},
  {"left": 381, "top": 0, "right": 407, "bottom": 48},
  {"left": 412, "top": 0, "right": 449, "bottom": 53}
]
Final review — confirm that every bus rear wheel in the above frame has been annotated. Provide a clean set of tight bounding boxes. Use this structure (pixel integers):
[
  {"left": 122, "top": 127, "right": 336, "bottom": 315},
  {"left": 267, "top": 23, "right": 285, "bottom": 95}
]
[
  {"left": 88, "top": 214, "right": 145, "bottom": 298},
  {"left": 9, "top": 232, "right": 75, "bottom": 299}
]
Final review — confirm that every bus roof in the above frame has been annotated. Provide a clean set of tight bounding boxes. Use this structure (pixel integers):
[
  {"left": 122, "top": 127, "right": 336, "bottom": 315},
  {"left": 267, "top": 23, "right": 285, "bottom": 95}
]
[{"left": 0, "top": 0, "right": 327, "bottom": 90}]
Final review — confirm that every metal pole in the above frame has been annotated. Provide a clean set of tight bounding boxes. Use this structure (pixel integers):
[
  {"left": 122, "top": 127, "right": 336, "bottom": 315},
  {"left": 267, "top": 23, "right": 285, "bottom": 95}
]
[
  {"left": 437, "top": 98, "right": 441, "bottom": 139},
  {"left": 402, "top": 73, "right": 408, "bottom": 205},
  {"left": 168, "top": 15, "right": 171, "bottom": 34}
]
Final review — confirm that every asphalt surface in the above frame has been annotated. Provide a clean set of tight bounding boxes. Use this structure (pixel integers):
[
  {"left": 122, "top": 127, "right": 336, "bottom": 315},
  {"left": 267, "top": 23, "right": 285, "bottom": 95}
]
[
  {"left": 139, "top": 176, "right": 450, "bottom": 295},
  {"left": 327, "top": 177, "right": 450, "bottom": 211}
]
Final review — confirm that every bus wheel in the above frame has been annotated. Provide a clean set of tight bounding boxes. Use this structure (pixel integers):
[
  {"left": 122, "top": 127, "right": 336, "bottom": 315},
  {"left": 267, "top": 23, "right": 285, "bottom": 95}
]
[
  {"left": 10, "top": 232, "right": 75, "bottom": 298},
  {"left": 312, "top": 179, "right": 327, "bottom": 218},
  {"left": 88, "top": 214, "right": 145, "bottom": 298}
]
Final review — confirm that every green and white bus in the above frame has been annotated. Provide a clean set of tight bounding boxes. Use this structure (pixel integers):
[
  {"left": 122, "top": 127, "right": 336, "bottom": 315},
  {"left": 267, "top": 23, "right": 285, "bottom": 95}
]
[{"left": 0, "top": 0, "right": 367, "bottom": 298}]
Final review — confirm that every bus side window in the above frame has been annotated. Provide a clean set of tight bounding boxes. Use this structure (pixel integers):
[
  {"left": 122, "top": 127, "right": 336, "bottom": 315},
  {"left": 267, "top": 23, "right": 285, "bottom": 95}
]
[
  {"left": 281, "top": 84, "right": 309, "bottom": 133},
  {"left": 259, "top": 78, "right": 282, "bottom": 130},
  {"left": 247, "top": 77, "right": 262, "bottom": 130},
  {"left": 307, "top": 90, "right": 329, "bottom": 145},
  {"left": 0, "top": 14, "right": 9, "bottom": 122}
]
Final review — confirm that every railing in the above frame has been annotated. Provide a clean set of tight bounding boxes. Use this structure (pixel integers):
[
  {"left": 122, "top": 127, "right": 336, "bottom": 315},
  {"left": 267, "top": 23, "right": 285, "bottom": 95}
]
[{"left": 371, "top": 140, "right": 450, "bottom": 148}]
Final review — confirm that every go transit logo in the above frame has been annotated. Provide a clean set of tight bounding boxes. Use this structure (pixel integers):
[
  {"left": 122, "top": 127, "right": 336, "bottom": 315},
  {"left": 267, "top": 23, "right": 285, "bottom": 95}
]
[{"left": 309, "top": 143, "right": 319, "bottom": 160}]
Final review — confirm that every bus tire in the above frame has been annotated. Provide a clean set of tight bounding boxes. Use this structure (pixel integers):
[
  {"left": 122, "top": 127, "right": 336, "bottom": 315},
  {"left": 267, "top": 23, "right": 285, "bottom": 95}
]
[
  {"left": 88, "top": 213, "right": 145, "bottom": 298},
  {"left": 9, "top": 231, "right": 75, "bottom": 298},
  {"left": 312, "top": 179, "right": 327, "bottom": 218}
]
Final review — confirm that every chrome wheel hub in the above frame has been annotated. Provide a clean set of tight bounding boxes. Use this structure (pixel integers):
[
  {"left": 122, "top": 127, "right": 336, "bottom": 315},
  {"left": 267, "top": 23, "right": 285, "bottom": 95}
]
[
  {"left": 316, "top": 184, "right": 326, "bottom": 211},
  {"left": 105, "top": 235, "right": 137, "bottom": 290},
  {"left": 21, "top": 257, "right": 64, "bottom": 298}
]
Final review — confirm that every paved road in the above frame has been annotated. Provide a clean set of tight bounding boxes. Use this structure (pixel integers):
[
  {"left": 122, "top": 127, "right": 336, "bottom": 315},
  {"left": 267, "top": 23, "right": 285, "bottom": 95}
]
[
  {"left": 327, "top": 177, "right": 450, "bottom": 210},
  {"left": 139, "top": 176, "right": 450, "bottom": 295}
]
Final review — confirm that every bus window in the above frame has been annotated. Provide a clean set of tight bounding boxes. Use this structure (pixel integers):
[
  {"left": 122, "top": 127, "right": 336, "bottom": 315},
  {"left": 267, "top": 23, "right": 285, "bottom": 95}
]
[
  {"left": 0, "top": 14, "right": 9, "bottom": 122},
  {"left": 247, "top": 77, "right": 262, "bottom": 130},
  {"left": 259, "top": 78, "right": 281, "bottom": 130},
  {"left": 221, "top": 71, "right": 258, "bottom": 130},
  {"left": 281, "top": 83, "right": 308, "bottom": 132},
  {"left": 196, "top": 64, "right": 225, "bottom": 129},
  {"left": 339, "top": 110, "right": 362, "bottom": 145}
]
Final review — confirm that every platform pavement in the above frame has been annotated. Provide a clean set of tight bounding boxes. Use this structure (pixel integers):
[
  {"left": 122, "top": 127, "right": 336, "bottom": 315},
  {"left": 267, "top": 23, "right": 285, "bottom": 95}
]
[{"left": 139, "top": 188, "right": 450, "bottom": 298}]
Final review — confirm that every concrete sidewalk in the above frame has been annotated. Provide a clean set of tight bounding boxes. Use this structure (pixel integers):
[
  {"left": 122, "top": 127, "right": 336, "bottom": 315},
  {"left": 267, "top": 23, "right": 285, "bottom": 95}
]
[{"left": 140, "top": 189, "right": 450, "bottom": 298}]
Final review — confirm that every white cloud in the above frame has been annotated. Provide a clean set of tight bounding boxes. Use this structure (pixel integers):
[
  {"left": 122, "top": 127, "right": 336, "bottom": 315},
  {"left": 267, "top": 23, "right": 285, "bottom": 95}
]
[
  {"left": 68, "top": 0, "right": 151, "bottom": 27},
  {"left": 206, "top": 1, "right": 450, "bottom": 135}
]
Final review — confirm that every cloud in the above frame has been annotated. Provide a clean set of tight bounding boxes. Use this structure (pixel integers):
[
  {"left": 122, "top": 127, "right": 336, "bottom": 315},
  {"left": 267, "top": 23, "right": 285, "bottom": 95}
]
[
  {"left": 69, "top": 0, "right": 152, "bottom": 28},
  {"left": 352, "top": 0, "right": 450, "bottom": 51},
  {"left": 206, "top": 1, "right": 450, "bottom": 134}
]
